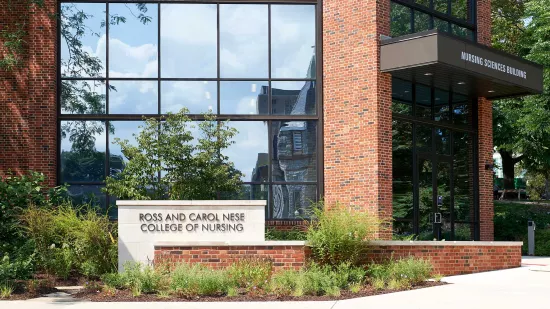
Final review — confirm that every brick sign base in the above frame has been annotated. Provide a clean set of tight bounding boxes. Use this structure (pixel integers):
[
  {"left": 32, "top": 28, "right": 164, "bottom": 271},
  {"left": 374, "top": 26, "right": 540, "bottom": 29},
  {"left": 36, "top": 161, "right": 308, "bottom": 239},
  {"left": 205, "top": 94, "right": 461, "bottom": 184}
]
[{"left": 154, "top": 241, "right": 522, "bottom": 276}]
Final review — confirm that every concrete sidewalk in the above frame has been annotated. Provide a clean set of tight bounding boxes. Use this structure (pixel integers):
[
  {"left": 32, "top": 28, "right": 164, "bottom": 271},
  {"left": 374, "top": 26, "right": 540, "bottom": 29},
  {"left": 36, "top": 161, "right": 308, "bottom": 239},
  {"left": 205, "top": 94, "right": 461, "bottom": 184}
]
[{"left": 2, "top": 257, "right": 549, "bottom": 309}]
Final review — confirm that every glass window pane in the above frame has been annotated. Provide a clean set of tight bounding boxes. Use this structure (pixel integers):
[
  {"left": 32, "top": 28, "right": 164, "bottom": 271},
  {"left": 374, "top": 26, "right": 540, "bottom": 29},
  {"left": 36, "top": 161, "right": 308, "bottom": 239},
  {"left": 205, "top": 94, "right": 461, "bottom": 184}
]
[
  {"left": 391, "top": 2, "right": 412, "bottom": 37},
  {"left": 453, "top": 223, "right": 473, "bottom": 240},
  {"left": 220, "top": 4, "right": 268, "bottom": 78},
  {"left": 109, "top": 3, "right": 158, "bottom": 77},
  {"left": 220, "top": 81, "right": 268, "bottom": 115},
  {"left": 417, "top": 125, "right": 432, "bottom": 153},
  {"left": 61, "top": 3, "right": 106, "bottom": 78},
  {"left": 434, "top": 89, "right": 450, "bottom": 122},
  {"left": 453, "top": 93, "right": 470, "bottom": 125},
  {"left": 452, "top": 24, "right": 473, "bottom": 40},
  {"left": 393, "top": 220, "right": 414, "bottom": 239},
  {"left": 67, "top": 185, "right": 107, "bottom": 212},
  {"left": 161, "top": 4, "right": 217, "bottom": 78},
  {"left": 272, "top": 184, "right": 317, "bottom": 219},
  {"left": 61, "top": 80, "right": 106, "bottom": 114},
  {"left": 219, "top": 184, "right": 269, "bottom": 201},
  {"left": 393, "top": 121, "right": 413, "bottom": 220},
  {"left": 162, "top": 81, "right": 217, "bottom": 114},
  {"left": 433, "top": 0, "right": 449, "bottom": 14},
  {"left": 415, "top": 0, "right": 430, "bottom": 8},
  {"left": 392, "top": 78, "right": 412, "bottom": 114},
  {"left": 109, "top": 81, "right": 158, "bottom": 114},
  {"left": 272, "top": 121, "right": 317, "bottom": 182},
  {"left": 416, "top": 84, "right": 432, "bottom": 119},
  {"left": 271, "top": 81, "right": 316, "bottom": 115},
  {"left": 454, "top": 132, "right": 474, "bottom": 222},
  {"left": 109, "top": 121, "right": 146, "bottom": 177},
  {"left": 223, "top": 122, "right": 269, "bottom": 182},
  {"left": 435, "top": 128, "right": 451, "bottom": 155},
  {"left": 451, "top": 0, "right": 469, "bottom": 21},
  {"left": 418, "top": 158, "right": 433, "bottom": 240},
  {"left": 414, "top": 11, "right": 430, "bottom": 32},
  {"left": 60, "top": 121, "right": 106, "bottom": 182},
  {"left": 434, "top": 17, "right": 450, "bottom": 33},
  {"left": 271, "top": 5, "right": 316, "bottom": 79}
]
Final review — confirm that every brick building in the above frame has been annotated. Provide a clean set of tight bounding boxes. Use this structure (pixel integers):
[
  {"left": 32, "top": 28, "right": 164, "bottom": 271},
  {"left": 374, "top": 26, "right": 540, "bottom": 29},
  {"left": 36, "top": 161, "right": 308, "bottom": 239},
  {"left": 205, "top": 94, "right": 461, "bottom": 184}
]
[{"left": 1, "top": 0, "right": 542, "bottom": 241}]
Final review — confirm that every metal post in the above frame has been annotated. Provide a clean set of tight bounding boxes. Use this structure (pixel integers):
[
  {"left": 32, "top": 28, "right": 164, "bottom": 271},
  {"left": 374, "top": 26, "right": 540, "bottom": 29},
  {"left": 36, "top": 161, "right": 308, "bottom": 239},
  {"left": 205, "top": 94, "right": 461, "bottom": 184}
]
[{"left": 528, "top": 220, "right": 536, "bottom": 256}]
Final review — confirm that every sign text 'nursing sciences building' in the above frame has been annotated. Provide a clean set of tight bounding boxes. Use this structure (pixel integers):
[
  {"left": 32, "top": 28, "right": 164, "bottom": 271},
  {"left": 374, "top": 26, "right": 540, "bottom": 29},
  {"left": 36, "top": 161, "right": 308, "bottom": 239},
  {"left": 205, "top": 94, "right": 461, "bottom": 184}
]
[
  {"left": 139, "top": 212, "right": 246, "bottom": 232},
  {"left": 461, "top": 51, "right": 528, "bottom": 79}
]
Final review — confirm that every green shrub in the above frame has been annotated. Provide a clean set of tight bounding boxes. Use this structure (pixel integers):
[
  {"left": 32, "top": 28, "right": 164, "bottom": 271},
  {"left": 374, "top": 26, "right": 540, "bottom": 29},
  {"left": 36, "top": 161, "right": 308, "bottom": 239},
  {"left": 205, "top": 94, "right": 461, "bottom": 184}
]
[
  {"left": 170, "top": 263, "right": 233, "bottom": 297},
  {"left": 367, "top": 257, "right": 432, "bottom": 287},
  {"left": 0, "top": 253, "right": 34, "bottom": 282},
  {"left": 533, "top": 229, "right": 550, "bottom": 256},
  {"left": 0, "top": 281, "right": 14, "bottom": 299},
  {"left": 23, "top": 203, "right": 117, "bottom": 278},
  {"left": 0, "top": 171, "right": 67, "bottom": 255},
  {"left": 227, "top": 257, "right": 272, "bottom": 291},
  {"left": 306, "top": 202, "right": 379, "bottom": 266},
  {"left": 265, "top": 228, "right": 307, "bottom": 241},
  {"left": 269, "top": 269, "right": 300, "bottom": 296},
  {"left": 120, "top": 263, "right": 163, "bottom": 294}
]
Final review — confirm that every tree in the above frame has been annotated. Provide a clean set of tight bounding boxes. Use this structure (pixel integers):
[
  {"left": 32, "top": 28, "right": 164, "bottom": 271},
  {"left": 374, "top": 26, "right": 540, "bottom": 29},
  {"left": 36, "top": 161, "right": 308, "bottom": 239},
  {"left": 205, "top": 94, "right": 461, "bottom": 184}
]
[
  {"left": 492, "top": 0, "right": 550, "bottom": 193},
  {"left": 104, "top": 109, "right": 243, "bottom": 200}
]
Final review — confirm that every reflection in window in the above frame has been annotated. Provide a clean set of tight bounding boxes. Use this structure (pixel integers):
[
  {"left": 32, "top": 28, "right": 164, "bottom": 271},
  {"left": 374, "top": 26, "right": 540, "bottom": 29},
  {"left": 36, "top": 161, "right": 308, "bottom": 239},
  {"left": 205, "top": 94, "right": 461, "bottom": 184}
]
[
  {"left": 223, "top": 122, "right": 268, "bottom": 182},
  {"left": 435, "top": 128, "right": 450, "bottom": 155},
  {"left": 67, "top": 185, "right": 107, "bottom": 212},
  {"left": 454, "top": 132, "right": 474, "bottom": 222},
  {"left": 271, "top": 5, "right": 316, "bottom": 78},
  {"left": 109, "top": 81, "right": 158, "bottom": 114},
  {"left": 271, "top": 81, "right": 316, "bottom": 115},
  {"left": 434, "top": 89, "right": 450, "bottom": 122},
  {"left": 392, "top": 78, "right": 412, "bottom": 114},
  {"left": 220, "top": 81, "right": 268, "bottom": 115},
  {"left": 220, "top": 4, "right": 268, "bottom": 78},
  {"left": 219, "top": 184, "right": 269, "bottom": 202},
  {"left": 60, "top": 3, "right": 106, "bottom": 78},
  {"left": 271, "top": 121, "right": 317, "bottom": 182},
  {"left": 451, "top": 0, "right": 469, "bottom": 21},
  {"left": 162, "top": 81, "right": 217, "bottom": 114},
  {"left": 414, "top": 11, "right": 430, "bottom": 32},
  {"left": 109, "top": 3, "right": 158, "bottom": 78},
  {"left": 109, "top": 121, "right": 146, "bottom": 175},
  {"left": 272, "top": 184, "right": 316, "bottom": 219},
  {"left": 161, "top": 4, "right": 217, "bottom": 78},
  {"left": 61, "top": 80, "right": 106, "bottom": 114},
  {"left": 392, "top": 121, "right": 413, "bottom": 221},
  {"left": 60, "top": 120, "right": 106, "bottom": 182},
  {"left": 416, "top": 84, "right": 432, "bottom": 119},
  {"left": 391, "top": 2, "right": 412, "bottom": 37}
]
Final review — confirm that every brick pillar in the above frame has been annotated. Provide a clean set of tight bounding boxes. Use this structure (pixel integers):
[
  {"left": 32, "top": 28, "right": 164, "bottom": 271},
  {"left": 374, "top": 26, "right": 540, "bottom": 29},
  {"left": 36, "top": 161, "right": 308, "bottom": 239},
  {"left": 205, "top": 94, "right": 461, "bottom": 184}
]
[
  {"left": 476, "top": 0, "right": 493, "bottom": 240},
  {"left": 322, "top": 0, "right": 393, "bottom": 239},
  {"left": 0, "top": 1, "right": 57, "bottom": 187}
]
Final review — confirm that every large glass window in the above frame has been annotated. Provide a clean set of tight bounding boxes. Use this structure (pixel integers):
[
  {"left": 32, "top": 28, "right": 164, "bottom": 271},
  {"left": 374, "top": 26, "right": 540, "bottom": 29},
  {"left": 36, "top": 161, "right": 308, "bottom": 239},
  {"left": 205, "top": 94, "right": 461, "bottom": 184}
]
[
  {"left": 58, "top": 2, "right": 319, "bottom": 219},
  {"left": 391, "top": 77, "right": 478, "bottom": 240},
  {"left": 390, "top": 0, "right": 475, "bottom": 41}
]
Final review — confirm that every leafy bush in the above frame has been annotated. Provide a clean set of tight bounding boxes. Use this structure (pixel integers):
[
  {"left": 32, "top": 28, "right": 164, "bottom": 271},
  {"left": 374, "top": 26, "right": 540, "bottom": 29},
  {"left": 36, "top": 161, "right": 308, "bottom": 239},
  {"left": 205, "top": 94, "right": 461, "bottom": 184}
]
[
  {"left": 270, "top": 262, "right": 367, "bottom": 297},
  {"left": 494, "top": 201, "right": 550, "bottom": 254},
  {"left": 265, "top": 227, "right": 307, "bottom": 241},
  {"left": 367, "top": 257, "right": 432, "bottom": 288},
  {"left": 170, "top": 263, "right": 232, "bottom": 297},
  {"left": 227, "top": 257, "right": 272, "bottom": 291},
  {"left": 532, "top": 228, "right": 550, "bottom": 256},
  {"left": 121, "top": 263, "right": 164, "bottom": 294},
  {"left": 306, "top": 202, "right": 379, "bottom": 266},
  {"left": 0, "top": 254, "right": 34, "bottom": 282},
  {"left": 0, "top": 171, "right": 67, "bottom": 255},
  {"left": 105, "top": 109, "right": 243, "bottom": 200},
  {"left": 23, "top": 203, "right": 117, "bottom": 278}
]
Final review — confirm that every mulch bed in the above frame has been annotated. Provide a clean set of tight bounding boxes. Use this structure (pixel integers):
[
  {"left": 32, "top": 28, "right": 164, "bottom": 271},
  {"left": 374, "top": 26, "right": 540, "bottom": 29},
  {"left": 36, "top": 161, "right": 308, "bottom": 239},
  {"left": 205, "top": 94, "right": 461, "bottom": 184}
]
[
  {"left": 1, "top": 274, "right": 94, "bottom": 301},
  {"left": 3, "top": 283, "right": 59, "bottom": 301},
  {"left": 73, "top": 281, "right": 446, "bottom": 302}
]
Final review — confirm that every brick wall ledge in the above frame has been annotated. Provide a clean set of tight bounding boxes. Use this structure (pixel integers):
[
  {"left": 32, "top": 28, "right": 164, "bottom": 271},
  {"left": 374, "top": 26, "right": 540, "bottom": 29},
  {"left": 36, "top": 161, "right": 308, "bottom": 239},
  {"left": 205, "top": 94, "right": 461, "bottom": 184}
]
[
  {"left": 117, "top": 200, "right": 266, "bottom": 206},
  {"left": 154, "top": 241, "right": 306, "bottom": 247},
  {"left": 370, "top": 240, "right": 523, "bottom": 247}
]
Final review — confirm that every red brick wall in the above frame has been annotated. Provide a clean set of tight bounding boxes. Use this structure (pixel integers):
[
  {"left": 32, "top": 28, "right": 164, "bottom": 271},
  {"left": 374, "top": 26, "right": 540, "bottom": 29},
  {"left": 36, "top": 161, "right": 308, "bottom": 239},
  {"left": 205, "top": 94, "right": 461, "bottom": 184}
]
[
  {"left": 155, "top": 245, "right": 310, "bottom": 271},
  {"left": 265, "top": 220, "right": 307, "bottom": 232},
  {"left": 0, "top": 0, "right": 57, "bottom": 187},
  {"left": 154, "top": 241, "right": 521, "bottom": 276},
  {"left": 322, "top": 0, "right": 393, "bottom": 239},
  {"left": 367, "top": 242, "right": 521, "bottom": 276},
  {"left": 476, "top": 0, "right": 494, "bottom": 241}
]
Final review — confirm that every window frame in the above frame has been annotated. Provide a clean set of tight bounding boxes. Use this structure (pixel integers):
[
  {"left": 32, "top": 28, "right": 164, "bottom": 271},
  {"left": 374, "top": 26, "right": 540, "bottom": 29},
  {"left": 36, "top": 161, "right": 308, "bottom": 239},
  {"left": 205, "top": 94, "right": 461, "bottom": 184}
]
[{"left": 56, "top": 0, "right": 323, "bottom": 221}]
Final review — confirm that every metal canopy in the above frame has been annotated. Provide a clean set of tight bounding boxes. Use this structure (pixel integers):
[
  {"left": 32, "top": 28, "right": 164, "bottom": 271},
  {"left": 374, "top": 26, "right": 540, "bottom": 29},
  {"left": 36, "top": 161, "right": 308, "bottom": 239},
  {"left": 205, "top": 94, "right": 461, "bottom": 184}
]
[{"left": 380, "top": 30, "right": 543, "bottom": 99}]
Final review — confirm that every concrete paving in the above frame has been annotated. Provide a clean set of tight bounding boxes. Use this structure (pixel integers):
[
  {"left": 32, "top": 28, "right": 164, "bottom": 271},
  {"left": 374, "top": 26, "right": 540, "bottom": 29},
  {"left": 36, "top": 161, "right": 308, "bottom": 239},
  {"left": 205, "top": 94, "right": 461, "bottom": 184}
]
[{"left": 1, "top": 257, "right": 549, "bottom": 309}]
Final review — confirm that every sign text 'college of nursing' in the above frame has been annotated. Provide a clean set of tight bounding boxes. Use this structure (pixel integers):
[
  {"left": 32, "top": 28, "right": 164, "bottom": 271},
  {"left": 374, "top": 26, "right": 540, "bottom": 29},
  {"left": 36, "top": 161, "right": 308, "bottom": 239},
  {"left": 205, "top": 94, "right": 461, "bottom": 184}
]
[
  {"left": 461, "top": 51, "right": 527, "bottom": 80},
  {"left": 139, "top": 212, "right": 246, "bottom": 233}
]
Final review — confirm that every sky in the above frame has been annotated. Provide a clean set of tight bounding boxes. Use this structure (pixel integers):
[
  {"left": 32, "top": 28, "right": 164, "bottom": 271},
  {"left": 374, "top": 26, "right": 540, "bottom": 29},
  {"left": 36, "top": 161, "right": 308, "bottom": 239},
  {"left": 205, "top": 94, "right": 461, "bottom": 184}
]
[{"left": 60, "top": 2, "right": 315, "bottom": 182}]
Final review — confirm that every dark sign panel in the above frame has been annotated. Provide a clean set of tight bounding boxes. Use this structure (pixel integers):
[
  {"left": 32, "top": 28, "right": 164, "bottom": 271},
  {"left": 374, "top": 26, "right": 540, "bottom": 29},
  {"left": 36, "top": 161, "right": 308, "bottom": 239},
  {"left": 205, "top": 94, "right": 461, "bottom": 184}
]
[{"left": 381, "top": 30, "right": 543, "bottom": 99}]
